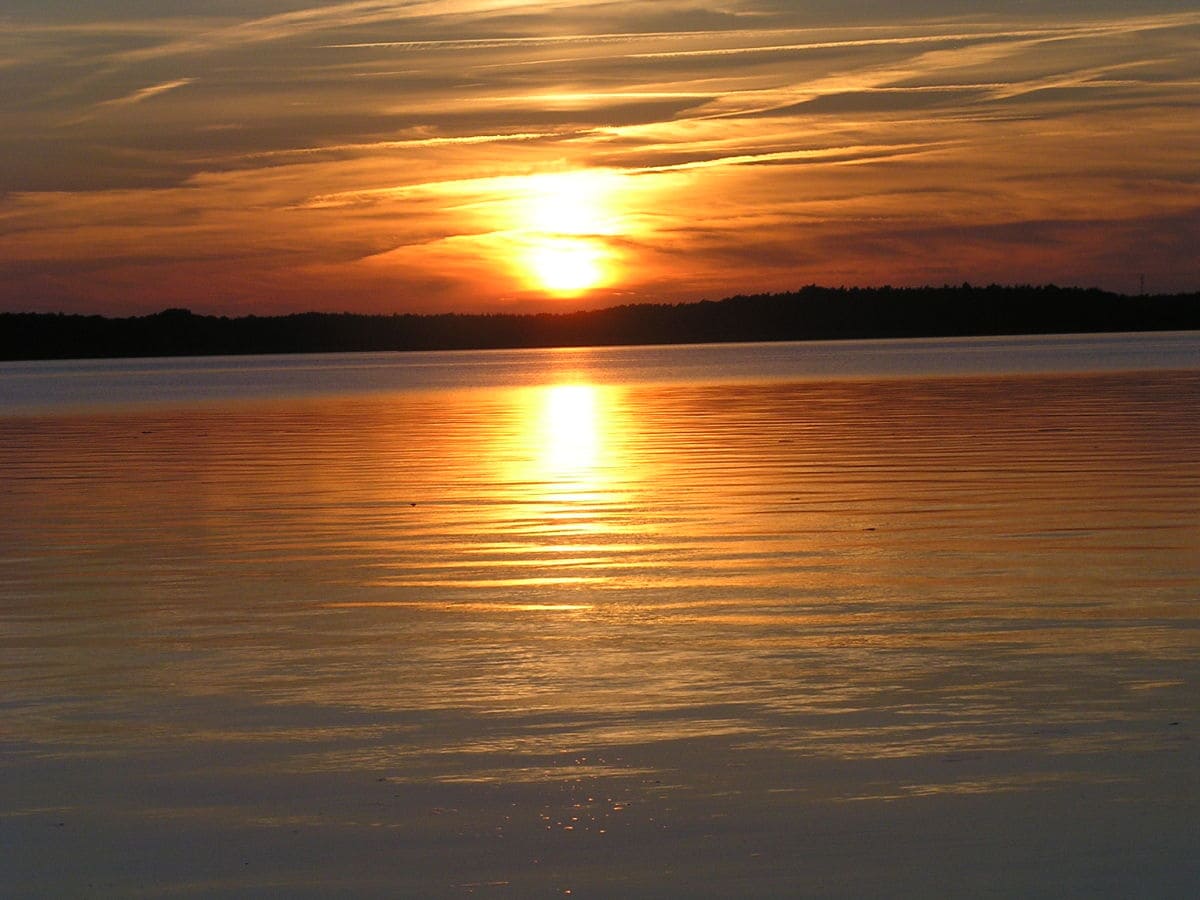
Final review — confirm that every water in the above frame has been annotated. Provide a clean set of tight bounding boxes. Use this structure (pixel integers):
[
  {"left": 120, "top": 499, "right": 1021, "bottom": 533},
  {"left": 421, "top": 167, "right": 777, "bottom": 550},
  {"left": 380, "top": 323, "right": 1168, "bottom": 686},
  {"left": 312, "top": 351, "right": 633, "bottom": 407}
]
[
  {"left": 2, "top": 334, "right": 1198, "bottom": 897},
  {"left": 4, "top": 330, "right": 1199, "bottom": 413}
]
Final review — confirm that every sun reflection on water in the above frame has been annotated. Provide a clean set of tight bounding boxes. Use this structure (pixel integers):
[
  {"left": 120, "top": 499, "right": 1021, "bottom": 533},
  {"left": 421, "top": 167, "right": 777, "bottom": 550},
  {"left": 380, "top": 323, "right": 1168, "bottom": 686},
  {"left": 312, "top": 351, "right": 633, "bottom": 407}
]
[
  {"left": 541, "top": 383, "right": 601, "bottom": 474},
  {"left": 452, "top": 377, "right": 645, "bottom": 590},
  {"left": 353, "top": 379, "right": 644, "bottom": 594},
  {"left": 507, "top": 381, "right": 630, "bottom": 543}
]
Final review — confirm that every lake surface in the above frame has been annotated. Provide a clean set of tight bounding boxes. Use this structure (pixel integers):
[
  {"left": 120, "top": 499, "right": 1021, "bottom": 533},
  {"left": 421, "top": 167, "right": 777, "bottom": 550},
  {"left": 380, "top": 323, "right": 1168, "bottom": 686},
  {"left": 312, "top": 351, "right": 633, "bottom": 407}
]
[{"left": 3, "top": 333, "right": 1198, "bottom": 897}]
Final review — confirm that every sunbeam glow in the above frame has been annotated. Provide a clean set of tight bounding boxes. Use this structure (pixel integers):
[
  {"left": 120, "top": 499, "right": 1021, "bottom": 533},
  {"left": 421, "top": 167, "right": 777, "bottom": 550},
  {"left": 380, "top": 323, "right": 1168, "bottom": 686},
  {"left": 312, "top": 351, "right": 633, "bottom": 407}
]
[
  {"left": 525, "top": 238, "right": 609, "bottom": 296},
  {"left": 514, "top": 170, "right": 625, "bottom": 296}
]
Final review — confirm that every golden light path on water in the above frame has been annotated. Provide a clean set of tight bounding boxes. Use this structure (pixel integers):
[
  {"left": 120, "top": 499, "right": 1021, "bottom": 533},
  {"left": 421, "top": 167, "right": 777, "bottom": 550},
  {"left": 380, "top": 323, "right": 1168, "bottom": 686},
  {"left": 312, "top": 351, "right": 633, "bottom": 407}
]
[
  {"left": 537, "top": 383, "right": 605, "bottom": 480},
  {"left": 332, "top": 380, "right": 620, "bottom": 607}
]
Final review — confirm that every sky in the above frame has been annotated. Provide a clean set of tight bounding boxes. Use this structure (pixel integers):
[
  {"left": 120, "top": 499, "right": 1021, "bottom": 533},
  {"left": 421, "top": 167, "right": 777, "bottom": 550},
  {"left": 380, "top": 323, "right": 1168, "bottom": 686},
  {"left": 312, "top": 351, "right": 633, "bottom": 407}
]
[{"left": 1, "top": 1, "right": 1197, "bottom": 316}]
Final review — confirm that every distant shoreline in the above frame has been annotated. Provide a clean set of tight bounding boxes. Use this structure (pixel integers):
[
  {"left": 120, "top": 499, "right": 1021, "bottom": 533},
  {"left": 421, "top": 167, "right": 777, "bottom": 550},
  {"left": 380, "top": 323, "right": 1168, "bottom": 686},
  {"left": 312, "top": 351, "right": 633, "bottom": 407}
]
[{"left": 2, "top": 285, "right": 1197, "bottom": 362}]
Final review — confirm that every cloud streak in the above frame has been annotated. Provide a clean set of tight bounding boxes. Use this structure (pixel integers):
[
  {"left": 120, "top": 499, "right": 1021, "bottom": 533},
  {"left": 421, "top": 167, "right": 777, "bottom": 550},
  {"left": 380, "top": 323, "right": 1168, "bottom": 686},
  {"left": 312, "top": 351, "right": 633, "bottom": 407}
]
[{"left": 73, "top": 78, "right": 195, "bottom": 122}]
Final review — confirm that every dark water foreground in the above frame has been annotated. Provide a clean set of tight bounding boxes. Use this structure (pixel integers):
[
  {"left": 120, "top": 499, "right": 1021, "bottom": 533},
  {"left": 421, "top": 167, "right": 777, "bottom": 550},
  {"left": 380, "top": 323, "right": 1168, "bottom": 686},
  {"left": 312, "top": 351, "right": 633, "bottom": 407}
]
[{"left": 2, "top": 336, "right": 1198, "bottom": 896}]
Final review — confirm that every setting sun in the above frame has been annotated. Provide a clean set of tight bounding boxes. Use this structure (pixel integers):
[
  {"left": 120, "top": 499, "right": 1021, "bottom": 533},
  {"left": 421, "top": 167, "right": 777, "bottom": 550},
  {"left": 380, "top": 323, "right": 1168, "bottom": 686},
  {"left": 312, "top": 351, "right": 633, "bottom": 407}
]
[
  {"left": 515, "top": 170, "right": 623, "bottom": 296},
  {"left": 526, "top": 238, "right": 608, "bottom": 295}
]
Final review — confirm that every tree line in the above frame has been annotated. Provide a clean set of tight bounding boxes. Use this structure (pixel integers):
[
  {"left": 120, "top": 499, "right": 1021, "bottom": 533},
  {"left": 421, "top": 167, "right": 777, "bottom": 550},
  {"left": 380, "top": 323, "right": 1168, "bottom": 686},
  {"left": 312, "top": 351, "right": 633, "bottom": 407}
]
[{"left": 2, "top": 284, "right": 1197, "bottom": 361}]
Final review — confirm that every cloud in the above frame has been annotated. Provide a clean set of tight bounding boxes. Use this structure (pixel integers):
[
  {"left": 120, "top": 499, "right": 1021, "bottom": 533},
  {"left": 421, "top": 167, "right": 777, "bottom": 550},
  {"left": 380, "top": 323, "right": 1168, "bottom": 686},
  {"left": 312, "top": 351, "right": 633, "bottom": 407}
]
[
  {"left": 106, "top": 0, "right": 634, "bottom": 64},
  {"left": 101, "top": 77, "right": 192, "bottom": 106}
]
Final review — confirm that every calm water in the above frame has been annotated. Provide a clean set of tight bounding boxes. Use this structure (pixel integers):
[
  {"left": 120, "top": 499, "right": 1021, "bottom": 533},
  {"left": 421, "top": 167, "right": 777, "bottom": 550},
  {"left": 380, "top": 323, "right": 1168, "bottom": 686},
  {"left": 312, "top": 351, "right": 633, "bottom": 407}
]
[{"left": 3, "top": 334, "right": 1199, "bottom": 897}]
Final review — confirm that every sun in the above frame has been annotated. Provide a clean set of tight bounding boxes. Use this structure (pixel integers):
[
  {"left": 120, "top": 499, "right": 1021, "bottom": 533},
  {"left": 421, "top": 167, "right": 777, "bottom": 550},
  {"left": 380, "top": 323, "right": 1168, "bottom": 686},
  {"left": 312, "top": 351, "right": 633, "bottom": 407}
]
[
  {"left": 515, "top": 170, "right": 621, "bottom": 296},
  {"left": 526, "top": 238, "right": 607, "bottom": 296}
]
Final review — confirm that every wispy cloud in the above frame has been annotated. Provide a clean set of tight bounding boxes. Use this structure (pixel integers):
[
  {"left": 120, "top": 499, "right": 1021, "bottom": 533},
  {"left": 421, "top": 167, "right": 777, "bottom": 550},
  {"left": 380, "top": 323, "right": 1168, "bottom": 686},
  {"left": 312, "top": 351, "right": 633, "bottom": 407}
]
[
  {"left": 95, "top": 78, "right": 194, "bottom": 109},
  {"left": 109, "top": 0, "right": 614, "bottom": 64},
  {"left": 233, "top": 129, "right": 587, "bottom": 164},
  {"left": 59, "top": 78, "right": 194, "bottom": 126}
]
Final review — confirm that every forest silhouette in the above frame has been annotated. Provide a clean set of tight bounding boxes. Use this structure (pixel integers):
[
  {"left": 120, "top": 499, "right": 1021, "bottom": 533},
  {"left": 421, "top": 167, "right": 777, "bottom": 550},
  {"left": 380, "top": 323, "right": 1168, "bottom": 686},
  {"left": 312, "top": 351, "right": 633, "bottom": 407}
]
[{"left": 2, "top": 285, "right": 1197, "bottom": 361}]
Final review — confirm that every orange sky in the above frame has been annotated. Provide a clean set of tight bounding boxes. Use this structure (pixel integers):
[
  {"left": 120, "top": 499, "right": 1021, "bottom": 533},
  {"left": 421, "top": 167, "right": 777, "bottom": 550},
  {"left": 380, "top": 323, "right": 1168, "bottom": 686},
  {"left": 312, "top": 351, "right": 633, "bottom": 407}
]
[{"left": 1, "top": 2, "right": 1197, "bottom": 315}]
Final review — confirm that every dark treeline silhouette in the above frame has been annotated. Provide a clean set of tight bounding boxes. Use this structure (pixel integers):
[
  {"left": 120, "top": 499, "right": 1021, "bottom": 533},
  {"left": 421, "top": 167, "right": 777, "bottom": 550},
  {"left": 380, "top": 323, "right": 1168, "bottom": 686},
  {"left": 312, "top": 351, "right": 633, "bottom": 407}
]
[{"left": 2, "top": 284, "right": 1197, "bottom": 361}]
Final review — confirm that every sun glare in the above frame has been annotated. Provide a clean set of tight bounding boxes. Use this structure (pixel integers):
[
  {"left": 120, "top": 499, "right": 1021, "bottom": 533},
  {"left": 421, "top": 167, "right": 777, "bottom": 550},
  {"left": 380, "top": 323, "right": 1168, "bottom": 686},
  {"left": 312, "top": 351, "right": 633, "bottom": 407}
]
[
  {"left": 526, "top": 171, "right": 617, "bottom": 236},
  {"left": 542, "top": 383, "right": 600, "bottom": 473},
  {"left": 527, "top": 239, "right": 607, "bottom": 296},
  {"left": 516, "top": 170, "right": 622, "bottom": 296}
]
